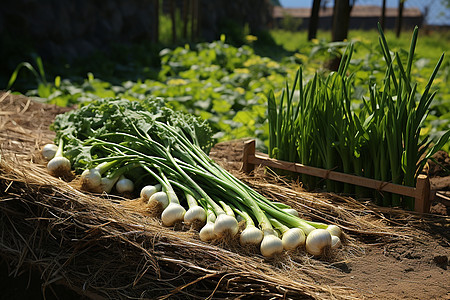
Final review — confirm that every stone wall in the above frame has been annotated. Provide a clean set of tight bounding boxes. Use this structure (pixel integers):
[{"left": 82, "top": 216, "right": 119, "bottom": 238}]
[{"left": 0, "top": 0, "right": 273, "bottom": 61}]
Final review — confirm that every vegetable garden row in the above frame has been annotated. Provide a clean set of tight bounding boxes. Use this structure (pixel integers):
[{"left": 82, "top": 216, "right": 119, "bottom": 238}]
[
  {"left": 34, "top": 26, "right": 449, "bottom": 261},
  {"left": 2, "top": 25, "right": 450, "bottom": 299}
]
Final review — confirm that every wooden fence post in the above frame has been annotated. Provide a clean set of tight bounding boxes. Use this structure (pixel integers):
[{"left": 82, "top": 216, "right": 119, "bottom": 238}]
[
  {"left": 241, "top": 140, "right": 256, "bottom": 174},
  {"left": 414, "top": 174, "right": 431, "bottom": 213}
]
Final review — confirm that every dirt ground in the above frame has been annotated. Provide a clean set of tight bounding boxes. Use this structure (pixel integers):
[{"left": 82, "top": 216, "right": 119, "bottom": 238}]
[{"left": 0, "top": 92, "right": 449, "bottom": 299}]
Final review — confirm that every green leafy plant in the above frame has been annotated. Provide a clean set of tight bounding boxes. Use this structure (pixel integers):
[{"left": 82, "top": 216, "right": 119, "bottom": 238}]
[{"left": 268, "top": 25, "right": 450, "bottom": 210}]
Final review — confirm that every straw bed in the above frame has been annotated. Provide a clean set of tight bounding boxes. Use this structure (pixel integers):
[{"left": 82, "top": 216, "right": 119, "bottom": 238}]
[{"left": 0, "top": 92, "right": 404, "bottom": 299}]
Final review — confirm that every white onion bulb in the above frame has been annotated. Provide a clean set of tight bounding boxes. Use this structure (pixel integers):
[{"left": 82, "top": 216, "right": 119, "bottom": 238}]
[
  {"left": 331, "top": 235, "right": 342, "bottom": 249},
  {"left": 199, "top": 222, "right": 216, "bottom": 241},
  {"left": 115, "top": 176, "right": 134, "bottom": 194},
  {"left": 326, "top": 225, "right": 342, "bottom": 238},
  {"left": 161, "top": 203, "right": 186, "bottom": 226},
  {"left": 101, "top": 177, "right": 119, "bottom": 193},
  {"left": 148, "top": 191, "right": 169, "bottom": 210},
  {"left": 42, "top": 144, "right": 58, "bottom": 160},
  {"left": 213, "top": 214, "right": 239, "bottom": 238},
  {"left": 305, "top": 229, "right": 332, "bottom": 256},
  {"left": 47, "top": 157, "right": 71, "bottom": 178},
  {"left": 80, "top": 168, "right": 103, "bottom": 193},
  {"left": 260, "top": 230, "right": 284, "bottom": 257},
  {"left": 281, "top": 228, "right": 306, "bottom": 251},
  {"left": 282, "top": 208, "right": 299, "bottom": 217},
  {"left": 239, "top": 225, "right": 263, "bottom": 246},
  {"left": 140, "top": 184, "right": 162, "bottom": 201},
  {"left": 184, "top": 206, "right": 207, "bottom": 225},
  {"left": 301, "top": 223, "right": 316, "bottom": 236}
]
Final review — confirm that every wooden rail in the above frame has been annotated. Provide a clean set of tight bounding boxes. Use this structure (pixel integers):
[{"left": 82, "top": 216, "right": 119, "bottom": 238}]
[{"left": 241, "top": 139, "right": 431, "bottom": 213}]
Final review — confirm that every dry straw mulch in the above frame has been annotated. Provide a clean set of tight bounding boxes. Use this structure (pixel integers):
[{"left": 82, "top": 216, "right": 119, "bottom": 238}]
[{"left": 0, "top": 92, "right": 415, "bottom": 299}]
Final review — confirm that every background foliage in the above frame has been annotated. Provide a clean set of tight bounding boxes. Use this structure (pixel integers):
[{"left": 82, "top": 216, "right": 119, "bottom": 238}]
[{"left": 5, "top": 28, "right": 450, "bottom": 152}]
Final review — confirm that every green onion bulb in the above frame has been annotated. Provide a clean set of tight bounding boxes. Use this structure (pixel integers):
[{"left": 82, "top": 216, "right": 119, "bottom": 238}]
[
  {"left": 101, "top": 177, "right": 120, "bottom": 193},
  {"left": 161, "top": 203, "right": 186, "bottom": 226},
  {"left": 140, "top": 184, "right": 162, "bottom": 201},
  {"left": 42, "top": 144, "right": 58, "bottom": 160},
  {"left": 184, "top": 206, "right": 207, "bottom": 225},
  {"left": 260, "top": 229, "right": 283, "bottom": 257},
  {"left": 326, "top": 225, "right": 342, "bottom": 238},
  {"left": 81, "top": 168, "right": 103, "bottom": 193},
  {"left": 281, "top": 228, "right": 306, "bottom": 251},
  {"left": 305, "top": 229, "right": 332, "bottom": 256},
  {"left": 331, "top": 235, "right": 342, "bottom": 249},
  {"left": 213, "top": 214, "right": 239, "bottom": 238},
  {"left": 115, "top": 176, "right": 134, "bottom": 194},
  {"left": 199, "top": 222, "right": 215, "bottom": 241},
  {"left": 47, "top": 157, "right": 71, "bottom": 178},
  {"left": 148, "top": 191, "right": 169, "bottom": 210},
  {"left": 239, "top": 225, "right": 263, "bottom": 246},
  {"left": 282, "top": 208, "right": 299, "bottom": 217}
]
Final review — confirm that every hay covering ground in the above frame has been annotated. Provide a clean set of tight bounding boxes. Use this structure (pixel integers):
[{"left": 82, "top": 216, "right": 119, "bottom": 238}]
[{"left": 0, "top": 92, "right": 415, "bottom": 299}]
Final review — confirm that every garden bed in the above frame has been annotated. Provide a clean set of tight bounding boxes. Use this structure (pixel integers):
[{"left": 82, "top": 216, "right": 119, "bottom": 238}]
[{"left": 0, "top": 92, "right": 448, "bottom": 299}]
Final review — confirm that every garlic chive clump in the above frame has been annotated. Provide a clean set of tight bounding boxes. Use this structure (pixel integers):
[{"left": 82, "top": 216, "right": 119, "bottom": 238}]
[
  {"left": 42, "top": 143, "right": 58, "bottom": 160},
  {"left": 305, "top": 229, "right": 332, "bottom": 256}
]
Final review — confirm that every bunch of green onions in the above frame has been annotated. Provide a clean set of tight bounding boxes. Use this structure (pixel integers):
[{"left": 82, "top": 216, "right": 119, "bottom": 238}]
[
  {"left": 42, "top": 98, "right": 342, "bottom": 258},
  {"left": 268, "top": 25, "right": 449, "bottom": 210}
]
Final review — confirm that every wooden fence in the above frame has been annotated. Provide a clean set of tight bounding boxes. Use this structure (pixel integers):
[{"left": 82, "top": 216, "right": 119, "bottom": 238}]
[{"left": 241, "top": 139, "right": 431, "bottom": 213}]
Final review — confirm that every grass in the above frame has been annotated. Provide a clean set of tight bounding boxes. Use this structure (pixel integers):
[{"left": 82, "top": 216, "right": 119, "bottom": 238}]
[{"left": 270, "top": 28, "right": 450, "bottom": 57}]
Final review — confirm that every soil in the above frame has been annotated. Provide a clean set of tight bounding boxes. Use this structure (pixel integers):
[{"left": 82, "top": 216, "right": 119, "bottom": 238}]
[{"left": 0, "top": 92, "right": 449, "bottom": 299}]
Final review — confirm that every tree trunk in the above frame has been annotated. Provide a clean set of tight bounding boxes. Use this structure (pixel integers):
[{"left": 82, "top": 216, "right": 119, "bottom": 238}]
[
  {"left": 380, "top": 0, "right": 386, "bottom": 31},
  {"left": 170, "top": 0, "right": 176, "bottom": 43},
  {"left": 396, "top": 0, "right": 404, "bottom": 37},
  {"left": 308, "top": 0, "right": 321, "bottom": 40},
  {"left": 182, "top": 0, "right": 188, "bottom": 39},
  {"left": 331, "top": 0, "right": 351, "bottom": 42},
  {"left": 153, "top": 0, "right": 159, "bottom": 43},
  {"left": 191, "top": 0, "right": 198, "bottom": 41}
]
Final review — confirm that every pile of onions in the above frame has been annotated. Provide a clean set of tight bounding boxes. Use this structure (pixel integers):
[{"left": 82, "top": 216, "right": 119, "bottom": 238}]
[{"left": 44, "top": 99, "right": 344, "bottom": 259}]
